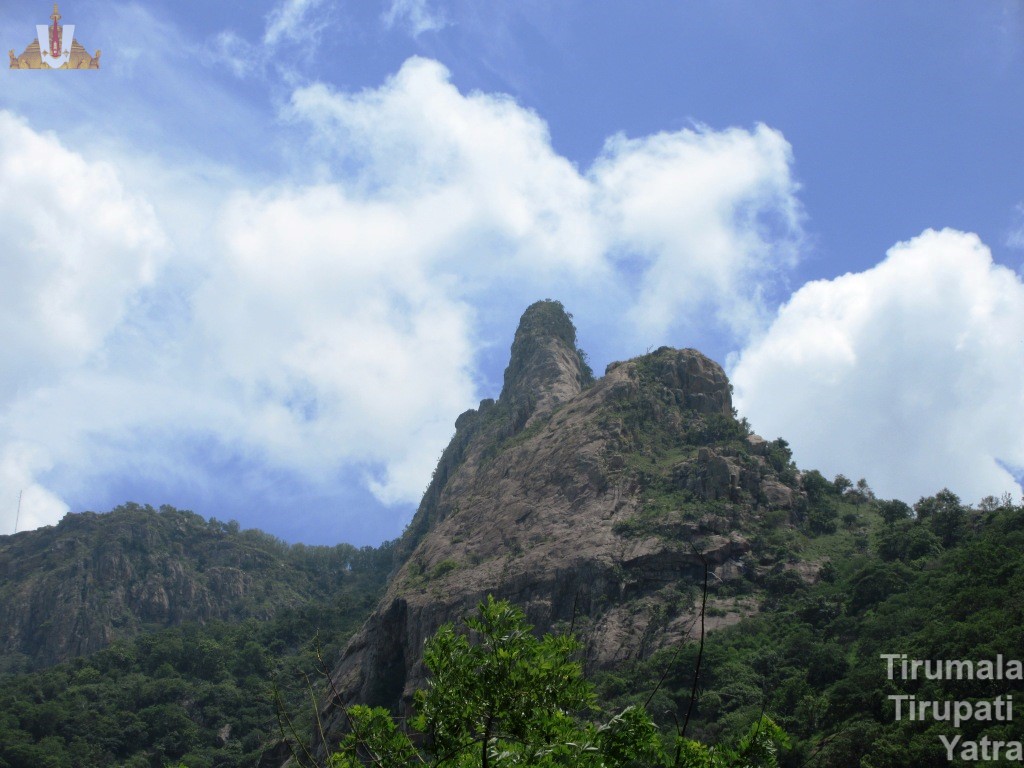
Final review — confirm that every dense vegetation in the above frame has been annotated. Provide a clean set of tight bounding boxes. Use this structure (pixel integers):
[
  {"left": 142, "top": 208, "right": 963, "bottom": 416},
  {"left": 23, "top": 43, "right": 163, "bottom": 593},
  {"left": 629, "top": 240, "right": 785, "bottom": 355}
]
[
  {"left": 0, "top": 510, "right": 394, "bottom": 768},
  {"left": 328, "top": 596, "right": 789, "bottom": 768},
  {"left": 595, "top": 486, "right": 1024, "bottom": 767},
  {"left": 0, "top": 504, "right": 395, "bottom": 674},
  {"left": 4, "top": 485, "right": 1021, "bottom": 767}
]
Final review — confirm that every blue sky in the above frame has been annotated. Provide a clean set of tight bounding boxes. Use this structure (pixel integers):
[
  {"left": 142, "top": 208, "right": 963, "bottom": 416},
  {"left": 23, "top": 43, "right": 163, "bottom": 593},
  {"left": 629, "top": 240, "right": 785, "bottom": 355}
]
[{"left": 1, "top": 0, "right": 1022, "bottom": 545}]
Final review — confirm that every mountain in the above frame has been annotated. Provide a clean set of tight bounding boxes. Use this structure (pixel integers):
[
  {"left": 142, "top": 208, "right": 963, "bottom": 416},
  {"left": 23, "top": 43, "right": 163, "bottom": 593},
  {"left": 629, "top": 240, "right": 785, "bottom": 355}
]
[
  {"left": 0, "top": 503, "right": 390, "bottom": 672},
  {"left": 301, "top": 300, "right": 1024, "bottom": 767},
  {"left": 316, "top": 299, "right": 812, "bottom": 750},
  {"left": 4, "top": 300, "right": 1020, "bottom": 767},
  {"left": 0, "top": 505, "right": 393, "bottom": 768}
]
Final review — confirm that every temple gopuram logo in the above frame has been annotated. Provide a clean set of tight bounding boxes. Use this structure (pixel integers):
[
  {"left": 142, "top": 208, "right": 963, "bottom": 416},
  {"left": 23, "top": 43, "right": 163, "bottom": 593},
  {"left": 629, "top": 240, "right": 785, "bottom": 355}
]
[{"left": 9, "top": 4, "right": 100, "bottom": 69}]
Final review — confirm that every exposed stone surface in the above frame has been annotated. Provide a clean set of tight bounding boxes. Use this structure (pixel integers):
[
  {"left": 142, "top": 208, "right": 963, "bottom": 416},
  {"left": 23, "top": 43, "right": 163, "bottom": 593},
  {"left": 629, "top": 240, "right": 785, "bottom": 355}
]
[
  {"left": 625, "top": 345, "right": 733, "bottom": 417},
  {"left": 314, "top": 302, "right": 801, "bottom": 756},
  {"left": 500, "top": 299, "right": 592, "bottom": 422},
  {"left": 761, "top": 480, "right": 795, "bottom": 508},
  {"left": 745, "top": 433, "right": 769, "bottom": 455}
]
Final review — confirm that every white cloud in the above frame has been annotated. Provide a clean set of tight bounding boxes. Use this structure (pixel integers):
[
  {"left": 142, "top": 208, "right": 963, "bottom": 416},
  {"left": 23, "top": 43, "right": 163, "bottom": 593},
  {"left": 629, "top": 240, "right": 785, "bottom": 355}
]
[
  {"left": 0, "top": 443, "right": 68, "bottom": 534},
  {"left": 194, "top": 194, "right": 479, "bottom": 502},
  {"left": 383, "top": 0, "right": 446, "bottom": 36},
  {"left": 592, "top": 124, "right": 802, "bottom": 339},
  {"left": 0, "top": 56, "right": 804, "bottom": 531},
  {"left": 732, "top": 228, "right": 1024, "bottom": 505},
  {"left": 0, "top": 112, "right": 167, "bottom": 400},
  {"left": 285, "top": 59, "right": 604, "bottom": 275},
  {"left": 284, "top": 58, "right": 800, "bottom": 333}
]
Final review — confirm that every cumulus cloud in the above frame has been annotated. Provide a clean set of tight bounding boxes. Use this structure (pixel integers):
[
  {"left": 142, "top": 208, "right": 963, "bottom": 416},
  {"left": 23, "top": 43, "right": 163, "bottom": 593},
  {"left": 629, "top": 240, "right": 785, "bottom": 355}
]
[
  {"left": 285, "top": 58, "right": 800, "bottom": 339},
  {"left": 592, "top": 124, "right": 802, "bottom": 339},
  {"left": 0, "top": 112, "right": 166, "bottom": 400},
  {"left": 0, "top": 57, "right": 803, "bottom": 533},
  {"left": 732, "top": 228, "right": 1024, "bottom": 505},
  {"left": 0, "top": 112, "right": 166, "bottom": 530},
  {"left": 194, "top": 191, "right": 479, "bottom": 502},
  {"left": 285, "top": 60, "right": 604, "bottom": 276}
]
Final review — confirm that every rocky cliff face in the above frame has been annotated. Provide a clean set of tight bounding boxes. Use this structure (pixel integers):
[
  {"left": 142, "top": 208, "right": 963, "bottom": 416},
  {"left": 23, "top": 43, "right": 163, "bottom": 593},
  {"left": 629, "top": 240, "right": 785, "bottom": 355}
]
[
  {"left": 0, "top": 505, "right": 367, "bottom": 671},
  {"left": 316, "top": 300, "right": 806, "bottom": 750},
  {"left": 499, "top": 298, "right": 593, "bottom": 418}
]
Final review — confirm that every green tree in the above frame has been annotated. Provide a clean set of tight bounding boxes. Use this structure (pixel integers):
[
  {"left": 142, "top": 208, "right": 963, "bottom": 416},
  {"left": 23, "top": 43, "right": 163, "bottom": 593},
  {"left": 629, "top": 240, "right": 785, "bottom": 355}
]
[
  {"left": 876, "top": 499, "right": 912, "bottom": 525},
  {"left": 847, "top": 562, "right": 912, "bottom": 613},
  {"left": 801, "top": 471, "right": 838, "bottom": 534},
  {"left": 328, "top": 596, "right": 788, "bottom": 768},
  {"left": 832, "top": 474, "right": 853, "bottom": 496},
  {"left": 875, "top": 520, "right": 941, "bottom": 562},
  {"left": 332, "top": 596, "right": 661, "bottom": 767},
  {"left": 915, "top": 489, "right": 968, "bottom": 547},
  {"left": 801, "top": 471, "right": 833, "bottom": 504}
]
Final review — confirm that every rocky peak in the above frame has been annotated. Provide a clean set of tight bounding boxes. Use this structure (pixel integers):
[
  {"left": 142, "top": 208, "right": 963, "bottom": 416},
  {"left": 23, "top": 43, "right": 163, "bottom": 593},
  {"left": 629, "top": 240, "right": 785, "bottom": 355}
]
[
  {"left": 312, "top": 306, "right": 808, "bottom": 762},
  {"left": 392, "top": 302, "right": 590, "bottom": 564},
  {"left": 499, "top": 300, "right": 592, "bottom": 423},
  {"left": 610, "top": 346, "right": 733, "bottom": 417}
]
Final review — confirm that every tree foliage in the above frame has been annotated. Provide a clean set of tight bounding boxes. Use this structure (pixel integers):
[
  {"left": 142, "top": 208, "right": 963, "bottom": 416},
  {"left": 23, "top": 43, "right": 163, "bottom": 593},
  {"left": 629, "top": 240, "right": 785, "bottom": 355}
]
[
  {"left": 594, "top": 491, "right": 1024, "bottom": 767},
  {"left": 329, "top": 596, "right": 788, "bottom": 768},
  {"left": 0, "top": 521, "right": 394, "bottom": 768}
]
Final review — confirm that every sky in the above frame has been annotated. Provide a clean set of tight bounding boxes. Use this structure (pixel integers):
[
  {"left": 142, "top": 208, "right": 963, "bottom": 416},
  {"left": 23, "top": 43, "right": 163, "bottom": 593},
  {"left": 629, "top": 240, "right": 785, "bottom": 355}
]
[{"left": 0, "top": 0, "right": 1022, "bottom": 545}]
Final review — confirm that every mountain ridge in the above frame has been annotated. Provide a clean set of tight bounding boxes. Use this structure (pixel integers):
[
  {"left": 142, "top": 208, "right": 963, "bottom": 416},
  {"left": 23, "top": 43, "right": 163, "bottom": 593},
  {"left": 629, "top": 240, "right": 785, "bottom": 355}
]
[
  {"left": 3, "top": 300, "right": 1020, "bottom": 768},
  {"left": 314, "top": 300, "right": 810, "bottom": 757},
  {"left": 0, "top": 502, "right": 390, "bottom": 672}
]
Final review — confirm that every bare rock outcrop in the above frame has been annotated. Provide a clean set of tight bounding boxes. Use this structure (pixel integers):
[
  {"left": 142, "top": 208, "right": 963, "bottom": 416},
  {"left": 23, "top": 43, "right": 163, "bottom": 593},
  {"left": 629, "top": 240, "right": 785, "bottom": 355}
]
[
  {"left": 313, "top": 301, "right": 801, "bottom": 756},
  {"left": 499, "top": 299, "right": 593, "bottom": 421}
]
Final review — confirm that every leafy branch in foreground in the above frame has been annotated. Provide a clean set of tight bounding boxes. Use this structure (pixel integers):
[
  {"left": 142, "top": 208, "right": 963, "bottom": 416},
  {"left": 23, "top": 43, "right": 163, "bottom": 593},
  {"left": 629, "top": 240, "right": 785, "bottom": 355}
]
[{"left": 328, "top": 595, "right": 788, "bottom": 768}]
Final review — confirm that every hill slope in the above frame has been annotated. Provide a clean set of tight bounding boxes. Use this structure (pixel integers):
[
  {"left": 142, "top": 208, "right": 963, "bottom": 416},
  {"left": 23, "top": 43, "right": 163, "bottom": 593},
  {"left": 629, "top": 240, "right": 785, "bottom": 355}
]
[
  {"left": 3, "top": 300, "right": 1020, "bottom": 767},
  {"left": 0, "top": 506, "right": 394, "bottom": 767},
  {"left": 317, "top": 300, "right": 814, "bottom": 751},
  {"left": 0, "top": 503, "right": 389, "bottom": 671}
]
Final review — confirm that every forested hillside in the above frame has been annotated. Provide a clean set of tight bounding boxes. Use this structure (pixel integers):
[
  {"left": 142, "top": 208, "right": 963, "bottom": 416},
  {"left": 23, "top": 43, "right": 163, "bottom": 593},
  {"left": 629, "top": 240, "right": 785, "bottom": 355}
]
[
  {"left": 596, "top": 488, "right": 1024, "bottom": 767},
  {"left": 0, "top": 503, "right": 392, "bottom": 672},
  {"left": 0, "top": 506, "right": 394, "bottom": 767},
  {"left": 4, "top": 487, "right": 1018, "bottom": 767},
  {"left": 1, "top": 302, "right": 1020, "bottom": 768}
]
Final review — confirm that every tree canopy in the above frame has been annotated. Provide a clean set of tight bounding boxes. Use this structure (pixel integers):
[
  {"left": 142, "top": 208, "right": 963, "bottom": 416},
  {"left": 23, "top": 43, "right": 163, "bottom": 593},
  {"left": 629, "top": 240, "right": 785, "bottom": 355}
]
[{"left": 327, "top": 596, "right": 788, "bottom": 768}]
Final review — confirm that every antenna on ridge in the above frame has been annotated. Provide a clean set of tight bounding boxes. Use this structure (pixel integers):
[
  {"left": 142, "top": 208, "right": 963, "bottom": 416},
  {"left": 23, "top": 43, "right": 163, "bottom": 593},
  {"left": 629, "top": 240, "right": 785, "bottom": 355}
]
[{"left": 14, "top": 491, "right": 21, "bottom": 534}]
